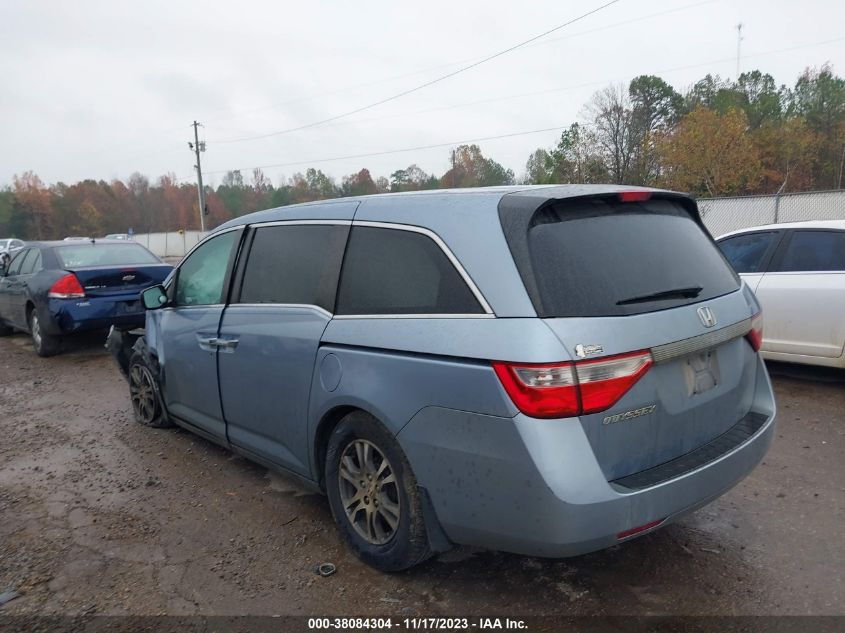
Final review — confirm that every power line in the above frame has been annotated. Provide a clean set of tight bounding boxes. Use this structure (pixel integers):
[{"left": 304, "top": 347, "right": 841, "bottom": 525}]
[
  {"left": 285, "top": 35, "right": 845, "bottom": 134},
  {"left": 201, "top": 125, "right": 570, "bottom": 176},
  {"left": 203, "top": 0, "right": 714, "bottom": 130},
  {"left": 210, "top": 0, "right": 623, "bottom": 145},
  {"left": 196, "top": 34, "right": 845, "bottom": 181}
]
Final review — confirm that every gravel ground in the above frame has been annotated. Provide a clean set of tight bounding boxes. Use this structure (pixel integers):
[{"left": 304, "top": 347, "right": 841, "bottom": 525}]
[{"left": 0, "top": 332, "right": 843, "bottom": 617}]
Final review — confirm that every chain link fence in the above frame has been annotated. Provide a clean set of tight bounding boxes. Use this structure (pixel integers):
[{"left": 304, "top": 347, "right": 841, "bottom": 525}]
[{"left": 698, "top": 189, "right": 845, "bottom": 237}]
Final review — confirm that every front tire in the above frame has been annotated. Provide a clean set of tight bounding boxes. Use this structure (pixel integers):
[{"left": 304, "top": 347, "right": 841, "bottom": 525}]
[
  {"left": 0, "top": 321, "right": 12, "bottom": 336},
  {"left": 29, "top": 310, "right": 60, "bottom": 357},
  {"left": 325, "top": 411, "right": 431, "bottom": 571},
  {"left": 128, "top": 351, "right": 172, "bottom": 428}
]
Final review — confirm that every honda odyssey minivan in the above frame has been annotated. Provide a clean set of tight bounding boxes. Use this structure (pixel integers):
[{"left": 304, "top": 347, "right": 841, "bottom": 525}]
[{"left": 109, "top": 185, "right": 776, "bottom": 571}]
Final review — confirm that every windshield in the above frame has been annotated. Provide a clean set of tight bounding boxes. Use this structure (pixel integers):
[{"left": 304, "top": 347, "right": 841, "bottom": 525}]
[
  {"left": 55, "top": 243, "right": 161, "bottom": 268},
  {"left": 503, "top": 197, "right": 740, "bottom": 318},
  {"left": 0, "top": 240, "right": 8, "bottom": 249}
]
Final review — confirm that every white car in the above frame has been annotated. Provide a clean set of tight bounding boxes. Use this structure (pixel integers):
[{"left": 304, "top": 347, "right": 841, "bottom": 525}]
[
  {"left": 0, "top": 238, "right": 25, "bottom": 256},
  {"left": 717, "top": 220, "right": 845, "bottom": 368}
]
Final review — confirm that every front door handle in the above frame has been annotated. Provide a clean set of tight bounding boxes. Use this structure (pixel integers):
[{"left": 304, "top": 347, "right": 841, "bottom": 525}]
[
  {"left": 215, "top": 338, "right": 239, "bottom": 351},
  {"left": 196, "top": 336, "right": 239, "bottom": 352}
]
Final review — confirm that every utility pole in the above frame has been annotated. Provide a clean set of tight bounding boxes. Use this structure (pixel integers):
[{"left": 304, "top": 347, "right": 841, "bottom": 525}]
[
  {"left": 189, "top": 121, "right": 207, "bottom": 232},
  {"left": 735, "top": 23, "right": 744, "bottom": 78}
]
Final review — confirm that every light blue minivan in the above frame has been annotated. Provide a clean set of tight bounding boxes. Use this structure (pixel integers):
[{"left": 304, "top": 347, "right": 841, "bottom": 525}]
[{"left": 110, "top": 185, "right": 776, "bottom": 571}]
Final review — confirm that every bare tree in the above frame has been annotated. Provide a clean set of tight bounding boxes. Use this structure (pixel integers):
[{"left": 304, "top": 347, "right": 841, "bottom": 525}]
[{"left": 585, "top": 85, "right": 637, "bottom": 184}]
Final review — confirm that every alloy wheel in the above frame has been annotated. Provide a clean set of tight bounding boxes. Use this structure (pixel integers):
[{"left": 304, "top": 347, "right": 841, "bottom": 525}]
[
  {"left": 338, "top": 439, "right": 401, "bottom": 545},
  {"left": 129, "top": 364, "right": 158, "bottom": 424},
  {"left": 30, "top": 313, "right": 42, "bottom": 349}
]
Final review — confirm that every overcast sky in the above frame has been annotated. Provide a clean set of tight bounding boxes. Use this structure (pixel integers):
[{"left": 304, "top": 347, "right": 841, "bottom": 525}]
[{"left": 1, "top": 0, "right": 843, "bottom": 189}]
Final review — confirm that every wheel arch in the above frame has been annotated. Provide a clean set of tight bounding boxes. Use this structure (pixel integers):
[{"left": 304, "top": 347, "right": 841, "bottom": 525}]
[{"left": 313, "top": 404, "right": 373, "bottom": 490}]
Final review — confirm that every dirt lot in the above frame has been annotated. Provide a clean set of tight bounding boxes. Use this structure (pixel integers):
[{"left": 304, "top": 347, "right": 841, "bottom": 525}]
[{"left": 0, "top": 332, "right": 843, "bottom": 617}]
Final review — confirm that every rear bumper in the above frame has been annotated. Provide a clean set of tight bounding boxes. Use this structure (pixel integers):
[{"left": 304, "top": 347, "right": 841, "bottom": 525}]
[
  {"left": 44, "top": 294, "right": 145, "bottom": 335},
  {"left": 398, "top": 355, "right": 776, "bottom": 557}
]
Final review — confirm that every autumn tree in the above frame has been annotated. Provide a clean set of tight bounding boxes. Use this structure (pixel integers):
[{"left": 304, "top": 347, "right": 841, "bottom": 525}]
[
  {"left": 658, "top": 107, "right": 762, "bottom": 196},
  {"left": 441, "top": 145, "right": 514, "bottom": 188},
  {"left": 523, "top": 124, "right": 606, "bottom": 184},
  {"left": 390, "top": 164, "right": 438, "bottom": 192},
  {"left": 341, "top": 168, "right": 379, "bottom": 197},
  {"left": 629, "top": 75, "right": 683, "bottom": 184},
  {"left": 789, "top": 64, "right": 845, "bottom": 188},
  {"left": 12, "top": 172, "right": 53, "bottom": 239}
]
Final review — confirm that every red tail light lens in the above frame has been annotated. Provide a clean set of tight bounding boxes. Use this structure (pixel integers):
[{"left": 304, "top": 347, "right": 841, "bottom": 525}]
[
  {"left": 492, "top": 362, "right": 579, "bottom": 418},
  {"left": 746, "top": 310, "right": 763, "bottom": 352},
  {"left": 576, "top": 351, "right": 653, "bottom": 414},
  {"left": 493, "top": 350, "right": 653, "bottom": 419},
  {"left": 48, "top": 273, "right": 85, "bottom": 299}
]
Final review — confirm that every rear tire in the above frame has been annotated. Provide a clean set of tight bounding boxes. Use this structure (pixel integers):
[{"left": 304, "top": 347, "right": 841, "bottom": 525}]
[
  {"left": 128, "top": 351, "right": 172, "bottom": 428},
  {"left": 28, "top": 310, "right": 61, "bottom": 357},
  {"left": 325, "top": 411, "right": 431, "bottom": 571},
  {"left": 0, "top": 322, "right": 12, "bottom": 336}
]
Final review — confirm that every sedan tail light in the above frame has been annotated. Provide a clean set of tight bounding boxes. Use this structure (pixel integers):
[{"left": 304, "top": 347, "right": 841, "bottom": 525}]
[
  {"left": 493, "top": 350, "right": 653, "bottom": 419},
  {"left": 48, "top": 273, "right": 86, "bottom": 299},
  {"left": 746, "top": 310, "right": 763, "bottom": 352}
]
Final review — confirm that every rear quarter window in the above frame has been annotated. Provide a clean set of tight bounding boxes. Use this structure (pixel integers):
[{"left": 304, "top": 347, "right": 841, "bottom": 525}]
[
  {"left": 503, "top": 196, "right": 740, "bottom": 317},
  {"left": 336, "top": 226, "right": 484, "bottom": 315}
]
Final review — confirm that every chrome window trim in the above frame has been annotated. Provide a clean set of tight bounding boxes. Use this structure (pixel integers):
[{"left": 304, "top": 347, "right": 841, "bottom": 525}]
[
  {"left": 650, "top": 317, "right": 752, "bottom": 364},
  {"left": 249, "top": 219, "right": 353, "bottom": 228},
  {"left": 333, "top": 313, "right": 495, "bottom": 320},
  {"left": 227, "top": 303, "right": 333, "bottom": 319},
  {"left": 350, "top": 220, "right": 494, "bottom": 316},
  {"left": 207, "top": 218, "right": 496, "bottom": 318}
]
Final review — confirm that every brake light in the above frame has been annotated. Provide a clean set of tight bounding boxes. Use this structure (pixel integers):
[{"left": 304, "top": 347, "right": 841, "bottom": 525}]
[
  {"left": 492, "top": 350, "right": 653, "bottom": 419},
  {"left": 746, "top": 310, "right": 763, "bottom": 352},
  {"left": 618, "top": 190, "right": 652, "bottom": 203},
  {"left": 48, "top": 273, "right": 85, "bottom": 299}
]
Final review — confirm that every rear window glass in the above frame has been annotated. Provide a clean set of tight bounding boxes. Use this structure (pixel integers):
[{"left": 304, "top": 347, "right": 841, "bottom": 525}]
[
  {"left": 55, "top": 243, "right": 160, "bottom": 268},
  {"left": 510, "top": 198, "right": 739, "bottom": 317},
  {"left": 336, "top": 226, "right": 483, "bottom": 315}
]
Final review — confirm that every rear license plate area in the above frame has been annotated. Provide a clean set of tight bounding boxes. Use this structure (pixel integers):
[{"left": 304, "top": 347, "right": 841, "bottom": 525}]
[{"left": 683, "top": 349, "right": 720, "bottom": 395}]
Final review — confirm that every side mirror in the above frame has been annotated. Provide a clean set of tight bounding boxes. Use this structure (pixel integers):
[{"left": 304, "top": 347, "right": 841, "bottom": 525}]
[{"left": 141, "top": 285, "right": 169, "bottom": 310}]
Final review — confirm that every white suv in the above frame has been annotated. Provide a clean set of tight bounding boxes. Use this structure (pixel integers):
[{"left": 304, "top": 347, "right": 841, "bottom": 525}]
[{"left": 717, "top": 220, "right": 845, "bottom": 368}]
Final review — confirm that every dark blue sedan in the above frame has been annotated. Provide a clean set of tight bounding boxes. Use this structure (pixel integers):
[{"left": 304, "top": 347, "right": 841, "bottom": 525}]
[{"left": 0, "top": 240, "right": 172, "bottom": 356}]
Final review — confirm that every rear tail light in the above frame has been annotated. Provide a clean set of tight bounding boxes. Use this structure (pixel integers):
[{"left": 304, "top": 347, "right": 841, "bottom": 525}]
[
  {"left": 492, "top": 350, "right": 653, "bottom": 419},
  {"left": 48, "top": 273, "right": 86, "bottom": 299},
  {"left": 746, "top": 310, "right": 763, "bottom": 352}
]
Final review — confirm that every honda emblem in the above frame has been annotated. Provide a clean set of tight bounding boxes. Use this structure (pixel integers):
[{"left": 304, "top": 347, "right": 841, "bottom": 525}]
[{"left": 697, "top": 306, "right": 717, "bottom": 328}]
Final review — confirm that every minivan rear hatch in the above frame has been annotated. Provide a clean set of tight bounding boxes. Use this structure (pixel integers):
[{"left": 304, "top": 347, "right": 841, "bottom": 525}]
[{"left": 499, "top": 191, "right": 760, "bottom": 481}]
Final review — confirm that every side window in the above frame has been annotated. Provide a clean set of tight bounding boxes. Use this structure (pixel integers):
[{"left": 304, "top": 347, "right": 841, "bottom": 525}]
[
  {"left": 336, "top": 226, "right": 483, "bottom": 315},
  {"left": 175, "top": 231, "right": 238, "bottom": 306},
  {"left": 19, "top": 249, "right": 41, "bottom": 275},
  {"left": 776, "top": 231, "right": 845, "bottom": 272},
  {"left": 7, "top": 249, "right": 31, "bottom": 276},
  {"left": 717, "top": 232, "right": 777, "bottom": 273},
  {"left": 238, "top": 224, "right": 348, "bottom": 310}
]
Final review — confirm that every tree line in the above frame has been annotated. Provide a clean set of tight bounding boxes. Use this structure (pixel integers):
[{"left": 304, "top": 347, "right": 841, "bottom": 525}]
[{"left": 1, "top": 64, "right": 843, "bottom": 240}]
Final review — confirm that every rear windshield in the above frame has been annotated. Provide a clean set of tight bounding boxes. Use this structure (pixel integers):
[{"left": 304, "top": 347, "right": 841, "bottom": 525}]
[
  {"left": 55, "top": 243, "right": 160, "bottom": 268},
  {"left": 506, "top": 197, "right": 739, "bottom": 317}
]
